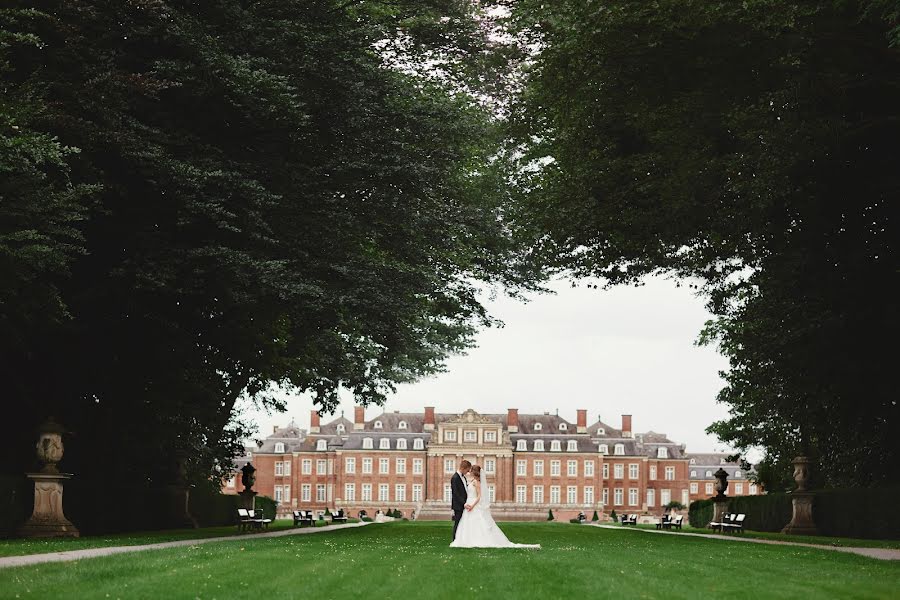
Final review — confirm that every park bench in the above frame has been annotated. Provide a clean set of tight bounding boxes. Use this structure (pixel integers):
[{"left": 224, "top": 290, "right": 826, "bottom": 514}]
[
  {"left": 331, "top": 509, "right": 348, "bottom": 524},
  {"left": 720, "top": 513, "right": 745, "bottom": 533},
  {"left": 293, "top": 510, "right": 314, "bottom": 527},
  {"left": 656, "top": 515, "right": 671, "bottom": 530},
  {"left": 621, "top": 514, "right": 638, "bottom": 526},
  {"left": 237, "top": 508, "right": 266, "bottom": 532},
  {"left": 248, "top": 508, "right": 272, "bottom": 530},
  {"left": 670, "top": 515, "right": 684, "bottom": 530}
]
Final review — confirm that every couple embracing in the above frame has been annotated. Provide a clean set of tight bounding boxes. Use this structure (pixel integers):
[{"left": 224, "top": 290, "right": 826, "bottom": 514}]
[{"left": 449, "top": 459, "right": 540, "bottom": 549}]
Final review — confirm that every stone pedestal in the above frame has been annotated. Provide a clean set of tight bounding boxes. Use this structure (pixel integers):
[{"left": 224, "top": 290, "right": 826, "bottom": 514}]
[
  {"left": 165, "top": 485, "right": 199, "bottom": 529},
  {"left": 710, "top": 497, "right": 728, "bottom": 527},
  {"left": 239, "top": 490, "right": 258, "bottom": 510},
  {"left": 781, "top": 491, "right": 818, "bottom": 535},
  {"left": 18, "top": 473, "right": 79, "bottom": 538}
]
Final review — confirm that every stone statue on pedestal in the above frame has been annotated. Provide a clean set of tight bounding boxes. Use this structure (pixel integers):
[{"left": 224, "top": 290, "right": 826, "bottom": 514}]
[
  {"left": 18, "top": 418, "right": 79, "bottom": 538},
  {"left": 782, "top": 456, "right": 819, "bottom": 535},
  {"left": 709, "top": 468, "right": 730, "bottom": 527}
]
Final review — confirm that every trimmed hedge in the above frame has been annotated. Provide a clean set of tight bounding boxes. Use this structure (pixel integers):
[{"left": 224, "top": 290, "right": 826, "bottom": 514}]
[{"left": 689, "top": 486, "right": 900, "bottom": 539}]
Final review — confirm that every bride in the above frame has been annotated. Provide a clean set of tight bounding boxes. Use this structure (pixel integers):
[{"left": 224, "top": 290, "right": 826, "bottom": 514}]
[{"left": 450, "top": 464, "right": 540, "bottom": 549}]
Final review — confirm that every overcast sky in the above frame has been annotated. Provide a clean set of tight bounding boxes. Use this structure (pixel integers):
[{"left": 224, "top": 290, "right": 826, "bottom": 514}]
[{"left": 243, "top": 276, "right": 737, "bottom": 454}]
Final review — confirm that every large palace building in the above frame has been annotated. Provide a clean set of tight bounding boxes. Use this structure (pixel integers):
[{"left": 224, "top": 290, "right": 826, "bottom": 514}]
[{"left": 226, "top": 407, "right": 760, "bottom": 521}]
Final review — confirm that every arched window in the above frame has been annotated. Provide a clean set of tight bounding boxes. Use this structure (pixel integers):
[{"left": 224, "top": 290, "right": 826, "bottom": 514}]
[
  {"left": 720, "top": 458, "right": 726, "bottom": 464},
  {"left": 274, "top": 443, "right": 285, "bottom": 453},
  {"left": 414, "top": 438, "right": 424, "bottom": 450},
  {"left": 690, "top": 470, "right": 697, "bottom": 477},
  {"left": 363, "top": 438, "right": 373, "bottom": 449},
  {"left": 336, "top": 424, "right": 345, "bottom": 434},
  {"left": 516, "top": 440, "right": 527, "bottom": 451},
  {"left": 550, "top": 440, "right": 561, "bottom": 452},
  {"left": 657, "top": 447, "right": 668, "bottom": 459},
  {"left": 316, "top": 440, "right": 327, "bottom": 451},
  {"left": 397, "top": 439, "right": 407, "bottom": 450},
  {"left": 597, "top": 428, "right": 605, "bottom": 435},
  {"left": 735, "top": 470, "right": 741, "bottom": 478},
  {"left": 534, "top": 440, "right": 544, "bottom": 452},
  {"left": 599, "top": 444, "right": 609, "bottom": 454},
  {"left": 534, "top": 423, "right": 543, "bottom": 431},
  {"left": 398, "top": 421, "right": 407, "bottom": 430},
  {"left": 379, "top": 438, "right": 390, "bottom": 449},
  {"left": 614, "top": 443, "right": 625, "bottom": 455},
  {"left": 705, "top": 470, "right": 712, "bottom": 477},
  {"left": 567, "top": 440, "right": 577, "bottom": 452},
  {"left": 689, "top": 458, "right": 696, "bottom": 464},
  {"left": 559, "top": 423, "right": 568, "bottom": 431},
  {"left": 374, "top": 421, "right": 383, "bottom": 429}
]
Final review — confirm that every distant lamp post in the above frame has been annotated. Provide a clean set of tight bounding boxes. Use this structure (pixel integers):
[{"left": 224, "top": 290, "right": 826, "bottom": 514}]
[
  {"left": 781, "top": 456, "right": 819, "bottom": 535},
  {"left": 18, "top": 418, "right": 79, "bottom": 538}
]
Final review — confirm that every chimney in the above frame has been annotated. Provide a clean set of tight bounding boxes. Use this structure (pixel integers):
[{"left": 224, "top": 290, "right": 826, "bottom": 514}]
[
  {"left": 507, "top": 408, "right": 519, "bottom": 433},
  {"left": 424, "top": 407, "right": 435, "bottom": 431},
  {"left": 622, "top": 414, "right": 632, "bottom": 438},
  {"left": 577, "top": 409, "right": 587, "bottom": 434},
  {"left": 354, "top": 406, "right": 365, "bottom": 430},
  {"left": 310, "top": 410, "right": 320, "bottom": 434}
]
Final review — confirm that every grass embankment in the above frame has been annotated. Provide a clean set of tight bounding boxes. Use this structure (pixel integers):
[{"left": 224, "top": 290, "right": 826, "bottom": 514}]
[{"left": 1, "top": 521, "right": 897, "bottom": 599}]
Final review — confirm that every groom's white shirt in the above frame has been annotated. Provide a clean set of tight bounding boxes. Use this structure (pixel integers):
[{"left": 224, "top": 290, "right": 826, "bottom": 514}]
[{"left": 456, "top": 470, "right": 468, "bottom": 486}]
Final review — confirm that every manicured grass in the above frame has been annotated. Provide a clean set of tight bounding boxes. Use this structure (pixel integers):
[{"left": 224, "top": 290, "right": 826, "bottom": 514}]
[
  {"left": 624, "top": 523, "right": 900, "bottom": 549},
  {"left": 0, "top": 519, "right": 355, "bottom": 558},
  {"left": 1, "top": 521, "right": 897, "bottom": 599}
]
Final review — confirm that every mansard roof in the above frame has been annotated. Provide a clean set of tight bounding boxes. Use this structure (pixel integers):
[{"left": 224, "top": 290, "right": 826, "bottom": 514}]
[
  {"left": 341, "top": 432, "right": 431, "bottom": 450},
  {"left": 319, "top": 416, "right": 353, "bottom": 435}
]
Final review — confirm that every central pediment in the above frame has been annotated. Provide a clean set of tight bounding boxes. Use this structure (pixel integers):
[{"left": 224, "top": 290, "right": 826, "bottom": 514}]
[{"left": 443, "top": 409, "right": 498, "bottom": 425}]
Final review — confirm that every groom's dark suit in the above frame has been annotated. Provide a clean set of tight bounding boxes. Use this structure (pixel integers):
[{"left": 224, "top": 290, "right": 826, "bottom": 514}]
[{"left": 451, "top": 471, "right": 468, "bottom": 541}]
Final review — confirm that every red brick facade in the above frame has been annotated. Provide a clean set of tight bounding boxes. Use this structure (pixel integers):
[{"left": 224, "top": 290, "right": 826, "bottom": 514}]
[{"left": 229, "top": 408, "right": 721, "bottom": 521}]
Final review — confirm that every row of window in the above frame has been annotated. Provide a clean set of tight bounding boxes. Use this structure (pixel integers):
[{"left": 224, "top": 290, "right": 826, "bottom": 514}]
[
  {"left": 443, "top": 458, "right": 497, "bottom": 474},
  {"left": 690, "top": 482, "right": 757, "bottom": 495},
  {"left": 690, "top": 469, "right": 742, "bottom": 478},
  {"left": 343, "top": 483, "right": 424, "bottom": 503},
  {"left": 273, "top": 439, "right": 675, "bottom": 457},
  {"left": 361, "top": 438, "right": 425, "bottom": 450},
  {"left": 442, "top": 429, "right": 499, "bottom": 443}
]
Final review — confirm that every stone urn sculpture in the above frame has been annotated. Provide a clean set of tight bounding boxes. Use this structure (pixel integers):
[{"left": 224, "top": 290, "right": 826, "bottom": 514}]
[
  {"left": 782, "top": 456, "right": 818, "bottom": 535},
  {"left": 708, "top": 468, "right": 730, "bottom": 528},
  {"left": 18, "top": 418, "right": 79, "bottom": 538},
  {"left": 239, "top": 462, "right": 258, "bottom": 510}
]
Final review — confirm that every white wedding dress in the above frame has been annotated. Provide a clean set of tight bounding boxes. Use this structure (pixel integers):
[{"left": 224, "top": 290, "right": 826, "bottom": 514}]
[{"left": 450, "top": 476, "right": 540, "bottom": 549}]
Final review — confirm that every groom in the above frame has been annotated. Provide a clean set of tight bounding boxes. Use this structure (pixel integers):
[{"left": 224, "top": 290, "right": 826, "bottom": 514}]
[{"left": 450, "top": 459, "right": 472, "bottom": 541}]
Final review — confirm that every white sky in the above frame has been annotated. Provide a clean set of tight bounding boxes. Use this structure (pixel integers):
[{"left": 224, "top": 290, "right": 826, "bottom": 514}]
[{"left": 243, "top": 276, "right": 737, "bottom": 454}]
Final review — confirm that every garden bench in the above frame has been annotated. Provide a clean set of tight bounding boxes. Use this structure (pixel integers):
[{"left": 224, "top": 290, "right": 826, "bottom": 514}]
[
  {"left": 621, "top": 514, "right": 638, "bottom": 526},
  {"left": 656, "top": 515, "right": 671, "bottom": 530},
  {"left": 720, "top": 513, "right": 745, "bottom": 533},
  {"left": 331, "top": 509, "right": 348, "bottom": 524},
  {"left": 670, "top": 515, "right": 684, "bottom": 530},
  {"left": 293, "top": 510, "right": 314, "bottom": 527},
  {"left": 248, "top": 509, "right": 272, "bottom": 530},
  {"left": 237, "top": 508, "right": 265, "bottom": 532}
]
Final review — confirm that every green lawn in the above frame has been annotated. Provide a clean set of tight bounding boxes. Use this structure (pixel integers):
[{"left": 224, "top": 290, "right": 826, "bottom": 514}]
[
  {"left": 0, "top": 519, "right": 351, "bottom": 558},
  {"left": 1, "top": 521, "right": 897, "bottom": 599},
  {"left": 624, "top": 523, "right": 900, "bottom": 549}
]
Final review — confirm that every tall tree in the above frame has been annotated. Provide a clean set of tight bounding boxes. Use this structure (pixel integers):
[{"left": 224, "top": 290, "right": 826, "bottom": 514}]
[
  {"left": 1, "top": 0, "right": 541, "bottom": 486},
  {"left": 506, "top": 0, "right": 899, "bottom": 486}
]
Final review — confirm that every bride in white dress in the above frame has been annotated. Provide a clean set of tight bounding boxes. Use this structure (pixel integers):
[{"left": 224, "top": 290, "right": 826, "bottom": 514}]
[{"left": 450, "top": 464, "right": 540, "bottom": 549}]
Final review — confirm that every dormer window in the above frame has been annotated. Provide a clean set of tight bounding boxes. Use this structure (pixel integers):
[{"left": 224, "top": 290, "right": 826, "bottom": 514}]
[
  {"left": 597, "top": 428, "right": 605, "bottom": 435},
  {"left": 599, "top": 444, "right": 609, "bottom": 454},
  {"left": 397, "top": 439, "right": 407, "bottom": 450},
  {"left": 657, "top": 447, "right": 668, "bottom": 459},
  {"left": 706, "top": 470, "right": 712, "bottom": 477},
  {"left": 614, "top": 443, "right": 625, "bottom": 455},
  {"left": 379, "top": 438, "right": 390, "bottom": 450},
  {"left": 567, "top": 440, "right": 577, "bottom": 452},
  {"left": 691, "top": 470, "right": 697, "bottom": 477},
  {"left": 735, "top": 470, "right": 741, "bottom": 478},
  {"left": 363, "top": 438, "right": 373, "bottom": 449},
  {"left": 550, "top": 440, "right": 561, "bottom": 452},
  {"left": 534, "top": 440, "right": 544, "bottom": 452},
  {"left": 559, "top": 423, "right": 567, "bottom": 431},
  {"left": 316, "top": 440, "right": 327, "bottom": 451},
  {"left": 399, "top": 421, "right": 408, "bottom": 430},
  {"left": 336, "top": 424, "right": 345, "bottom": 434},
  {"left": 690, "top": 458, "right": 695, "bottom": 464},
  {"left": 516, "top": 440, "right": 527, "bottom": 451},
  {"left": 374, "top": 421, "right": 383, "bottom": 429},
  {"left": 534, "top": 423, "right": 543, "bottom": 431},
  {"left": 274, "top": 443, "right": 285, "bottom": 453},
  {"left": 720, "top": 458, "right": 726, "bottom": 464},
  {"left": 414, "top": 438, "right": 424, "bottom": 450}
]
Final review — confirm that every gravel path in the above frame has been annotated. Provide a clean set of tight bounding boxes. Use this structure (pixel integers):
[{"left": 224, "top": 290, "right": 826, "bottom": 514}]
[
  {"left": 592, "top": 524, "right": 900, "bottom": 560},
  {"left": 0, "top": 521, "right": 370, "bottom": 569}
]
